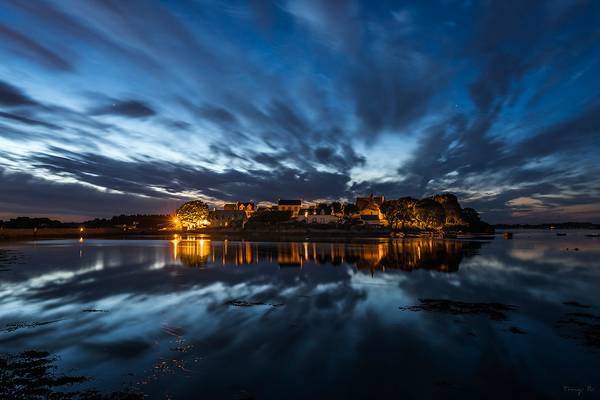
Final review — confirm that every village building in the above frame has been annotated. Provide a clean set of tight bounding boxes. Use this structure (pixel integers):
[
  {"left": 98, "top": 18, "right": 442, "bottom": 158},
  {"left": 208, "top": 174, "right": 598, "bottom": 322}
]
[
  {"left": 359, "top": 214, "right": 386, "bottom": 226},
  {"left": 223, "top": 202, "right": 255, "bottom": 218},
  {"left": 277, "top": 199, "right": 302, "bottom": 217},
  {"left": 355, "top": 194, "right": 387, "bottom": 225},
  {"left": 209, "top": 210, "right": 246, "bottom": 228},
  {"left": 356, "top": 194, "right": 385, "bottom": 212},
  {"left": 297, "top": 205, "right": 340, "bottom": 224}
]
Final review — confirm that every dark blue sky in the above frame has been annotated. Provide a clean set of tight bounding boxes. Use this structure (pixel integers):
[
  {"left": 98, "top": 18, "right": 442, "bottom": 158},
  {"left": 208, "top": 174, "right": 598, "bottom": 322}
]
[{"left": 0, "top": 0, "right": 599, "bottom": 222}]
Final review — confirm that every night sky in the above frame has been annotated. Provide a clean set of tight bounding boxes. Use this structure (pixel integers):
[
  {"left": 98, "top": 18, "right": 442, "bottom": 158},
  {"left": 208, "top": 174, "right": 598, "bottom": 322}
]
[{"left": 0, "top": 0, "right": 599, "bottom": 223}]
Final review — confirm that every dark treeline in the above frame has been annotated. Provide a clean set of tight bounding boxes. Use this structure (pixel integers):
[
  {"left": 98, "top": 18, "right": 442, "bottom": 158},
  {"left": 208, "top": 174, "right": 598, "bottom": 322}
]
[
  {"left": 84, "top": 214, "right": 170, "bottom": 229},
  {"left": 0, "top": 217, "right": 73, "bottom": 229},
  {"left": 494, "top": 222, "right": 600, "bottom": 229},
  {"left": 0, "top": 215, "right": 170, "bottom": 229}
]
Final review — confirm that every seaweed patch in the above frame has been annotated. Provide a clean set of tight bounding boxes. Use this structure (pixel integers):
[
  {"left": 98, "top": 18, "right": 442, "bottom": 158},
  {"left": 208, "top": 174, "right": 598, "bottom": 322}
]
[{"left": 399, "top": 299, "right": 517, "bottom": 321}]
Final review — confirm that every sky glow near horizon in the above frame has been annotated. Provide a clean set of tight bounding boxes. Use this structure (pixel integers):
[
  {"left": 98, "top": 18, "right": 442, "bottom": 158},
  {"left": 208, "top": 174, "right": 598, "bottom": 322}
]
[{"left": 0, "top": 0, "right": 599, "bottom": 222}]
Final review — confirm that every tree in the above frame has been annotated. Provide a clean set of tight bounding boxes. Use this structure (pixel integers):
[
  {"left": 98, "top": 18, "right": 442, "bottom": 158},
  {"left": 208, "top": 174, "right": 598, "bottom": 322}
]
[
  {"left": 433, "top": 193, "right": 465, "bottom": 225},
  {"left": 381, "top": 200, "right": 401, "bottom": 229},
  {"left": 460, "top": 207, "right": 493, "bottom": 233},
  {"left": 176, "top": 201, "right": 209, "bottom": 230},
  {"left": 396, "top": 197, "right": 417, "bottom": 229},
  {"left": 331, "top": 201, "right": 343, "bottom": 214},
  {"left": 461, "top": 207, "right": 480, "bottom": 224},
  {"left": 414, "top": 199, "right": 445, "bottom": 230},
  {"left": 343, "top": 203, "right": 358, "bottom": 216},
  {"left": 381, "top": 198, "right": 418, "bottom": 230}
]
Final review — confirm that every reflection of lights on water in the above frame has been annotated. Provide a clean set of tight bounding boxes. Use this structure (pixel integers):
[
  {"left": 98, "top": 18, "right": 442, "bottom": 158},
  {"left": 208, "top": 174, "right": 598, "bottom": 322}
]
[
  {"left": 166, "top": 238, "right": 467, "bottom": 272},
  {"left": 171, "top": 236, "right": 211, "bottom": 266},
  {"left": 79, "top": 237, "right": 84, "bottom": 243},
  {"left": 199, "top": 239, "right": 206, "bottom": 257},
  {"left": 171, "top": 237, "right": 180, "bottom": 259}
]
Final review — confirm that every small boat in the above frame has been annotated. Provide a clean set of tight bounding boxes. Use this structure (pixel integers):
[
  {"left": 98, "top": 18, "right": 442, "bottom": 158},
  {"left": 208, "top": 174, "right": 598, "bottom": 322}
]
[
  {"left": 556, "top": 233, "right": 567, "bottom": 236},
  {"left": 585, "top": 234, "right": 600, "bottom": 238},
  {"left": 503, "top": 232, "right": 513, "bottom": 239}
]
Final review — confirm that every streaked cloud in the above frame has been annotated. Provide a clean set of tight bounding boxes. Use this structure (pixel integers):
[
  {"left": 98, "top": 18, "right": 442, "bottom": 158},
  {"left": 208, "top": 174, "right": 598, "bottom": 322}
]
[{"left": 0, "top": 0, "right": 599, "bottom": 222}]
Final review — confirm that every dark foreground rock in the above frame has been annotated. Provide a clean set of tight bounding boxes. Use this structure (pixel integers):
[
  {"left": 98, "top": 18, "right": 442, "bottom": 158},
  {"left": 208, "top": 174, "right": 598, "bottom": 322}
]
[
  {"left": 555, "top": 312, "right": 600, "bottom": 349},
  {"left": 399, "top": 299, "right": 517, "bottom": 321},
  {"left": 226, "top": 299, "right": 284, "bottom": 308},
  {"left": 508, "top": 326, "right": 527, "bottom": 334},
  {"left": 563, "top": 301, "right": 592, "bottom": 309},
  {"left": 3, "top": 320, "right": 63, "bottom": 333},
  {"left": 0, "top": 350, "right": 142, "bottom": 399}
]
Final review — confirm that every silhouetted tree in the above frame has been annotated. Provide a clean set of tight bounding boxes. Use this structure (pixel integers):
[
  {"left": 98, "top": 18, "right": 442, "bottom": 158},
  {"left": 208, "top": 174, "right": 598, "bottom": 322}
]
[
  {"left": 461, "top": 208, "right": 480, "bottom": 224},
  {"left": 331, "top": 201, "right": 343, "bottom": 214},
  {"left": 343, "top": 203, "right": 358, "bottom": 216}
]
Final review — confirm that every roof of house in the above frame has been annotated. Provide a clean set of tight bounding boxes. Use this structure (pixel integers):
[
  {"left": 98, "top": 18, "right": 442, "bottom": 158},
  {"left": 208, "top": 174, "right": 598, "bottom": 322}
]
[
  {"left": 356, "top": 194, "right": 385, "bottom": 210},
  {"left": 210, "top": 210, "right": 245, "bottom": 218},
  {"left": 224, "top": 202, "right": 255, "bottom": 210},
  {"left": 278, "top": 199, "right": 302, "bottom": 206}
]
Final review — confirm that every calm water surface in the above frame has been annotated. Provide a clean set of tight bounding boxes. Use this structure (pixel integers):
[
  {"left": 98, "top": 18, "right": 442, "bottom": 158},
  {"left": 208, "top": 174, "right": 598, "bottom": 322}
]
[{"left": 1, "top": 231, "right": 599, "bottom": 399}]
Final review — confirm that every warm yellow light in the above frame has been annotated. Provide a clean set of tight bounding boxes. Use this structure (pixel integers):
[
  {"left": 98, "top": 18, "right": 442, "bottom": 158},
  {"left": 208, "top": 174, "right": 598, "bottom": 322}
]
[
  {"left": 79, "top": 227, "right": 84, "bottom": 232},
  {"left": 171, "top": 238, "right": 179, "bottom": 259}
]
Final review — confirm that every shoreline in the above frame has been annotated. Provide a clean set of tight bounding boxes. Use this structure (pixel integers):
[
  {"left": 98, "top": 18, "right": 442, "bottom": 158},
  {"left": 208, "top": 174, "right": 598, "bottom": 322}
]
[{"left": 0, "top": 227, "right": 497, "bottom": 242}]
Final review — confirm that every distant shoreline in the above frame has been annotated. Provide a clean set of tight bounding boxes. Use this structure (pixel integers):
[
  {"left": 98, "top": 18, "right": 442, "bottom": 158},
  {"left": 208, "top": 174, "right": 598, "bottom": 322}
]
[
  {"left": 2, "top": 224, "right": 598, "bottom": 242},
  {"left": 493, "top": 223, "right": 600, "bottom": 230}
]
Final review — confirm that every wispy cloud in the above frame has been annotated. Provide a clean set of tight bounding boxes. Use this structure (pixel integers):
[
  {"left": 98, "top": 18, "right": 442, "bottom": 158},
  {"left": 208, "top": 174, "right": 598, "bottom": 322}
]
[{"left": 0, "top": 0, "right": 599, "bottom": 222}]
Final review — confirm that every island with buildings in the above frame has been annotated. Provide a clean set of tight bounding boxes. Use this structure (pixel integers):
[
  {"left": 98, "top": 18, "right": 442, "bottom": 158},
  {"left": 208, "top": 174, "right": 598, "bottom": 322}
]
[
  {"left": 0, "top": 192, "right": 494, "bottom": 239},
  {"left": 173, "top": 192, "right": 493, "bottom": 235}
]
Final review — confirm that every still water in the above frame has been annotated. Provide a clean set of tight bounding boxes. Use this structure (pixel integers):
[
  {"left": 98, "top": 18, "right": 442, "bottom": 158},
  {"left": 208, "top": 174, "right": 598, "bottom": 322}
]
[{"left": 1, "top": 231, "right": 599, "bottom": 399}]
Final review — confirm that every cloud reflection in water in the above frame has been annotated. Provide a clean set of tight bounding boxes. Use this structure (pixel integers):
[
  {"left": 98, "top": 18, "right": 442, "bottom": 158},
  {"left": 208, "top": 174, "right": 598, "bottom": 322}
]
[{"left": 0, "top": 234, "right": 599, "bottom": 399}]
